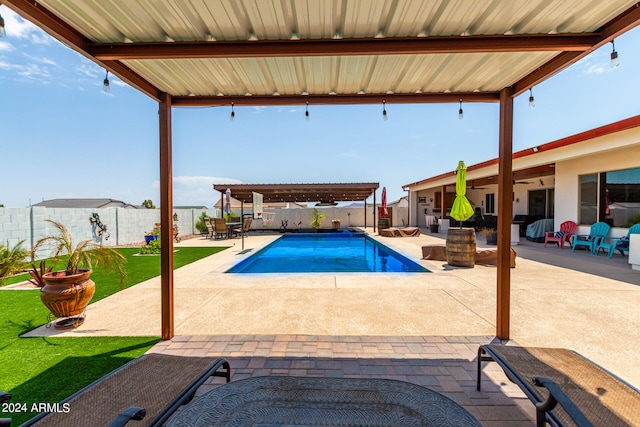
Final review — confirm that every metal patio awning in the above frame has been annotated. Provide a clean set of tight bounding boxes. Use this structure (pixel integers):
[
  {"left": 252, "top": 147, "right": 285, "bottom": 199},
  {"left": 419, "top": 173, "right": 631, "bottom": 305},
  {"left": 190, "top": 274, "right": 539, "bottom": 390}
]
[{"left": 213, "top": 183, "right": 378, "bottom": 204}]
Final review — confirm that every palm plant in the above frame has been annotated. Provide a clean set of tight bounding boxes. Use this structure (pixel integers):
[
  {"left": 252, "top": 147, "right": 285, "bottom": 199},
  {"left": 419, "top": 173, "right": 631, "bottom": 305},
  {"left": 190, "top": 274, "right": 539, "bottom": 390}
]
[
  {"left": 0, "top": 240, "right": 30, "bottom": 285},
  {"left": 33, "top": 220, "right": 126, "bottom": 283},
  {"left": 310, "top": 208, "right": 326, "bottom": 230}
]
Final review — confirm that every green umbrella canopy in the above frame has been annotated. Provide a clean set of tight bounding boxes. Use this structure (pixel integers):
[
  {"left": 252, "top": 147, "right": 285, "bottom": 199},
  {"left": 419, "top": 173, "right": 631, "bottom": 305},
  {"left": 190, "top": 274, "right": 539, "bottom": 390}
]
[{"left": 450, "top": 161, "right": 475, "bottom": 222}]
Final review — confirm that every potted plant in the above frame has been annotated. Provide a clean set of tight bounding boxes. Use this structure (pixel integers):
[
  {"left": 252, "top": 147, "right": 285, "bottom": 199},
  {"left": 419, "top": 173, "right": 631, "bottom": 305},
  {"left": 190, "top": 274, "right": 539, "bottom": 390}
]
[
  {"left": 144, "top": 227, "right": 160, "bottom": 244},
  {"left": 32, "top": 220, "right": 127, "bottom": 329},
  {"left": 480, "top": 228, "right": 498, "bottom": 245},
  {"left": 310, "top": 208, "right": 326, "bottom": 231}
]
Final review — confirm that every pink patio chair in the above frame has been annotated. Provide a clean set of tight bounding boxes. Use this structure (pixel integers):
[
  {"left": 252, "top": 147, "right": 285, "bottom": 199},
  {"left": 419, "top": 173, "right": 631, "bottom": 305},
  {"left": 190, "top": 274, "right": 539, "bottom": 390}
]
[{"left": 544, "top": 220, "right": 577, "bottom": 249}]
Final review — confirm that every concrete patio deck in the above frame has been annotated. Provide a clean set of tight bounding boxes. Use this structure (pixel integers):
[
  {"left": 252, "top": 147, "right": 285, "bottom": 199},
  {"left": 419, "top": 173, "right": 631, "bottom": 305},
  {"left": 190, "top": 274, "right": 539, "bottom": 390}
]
[{"left": 22, "top": 227, "right": 640, "bottom": 426}]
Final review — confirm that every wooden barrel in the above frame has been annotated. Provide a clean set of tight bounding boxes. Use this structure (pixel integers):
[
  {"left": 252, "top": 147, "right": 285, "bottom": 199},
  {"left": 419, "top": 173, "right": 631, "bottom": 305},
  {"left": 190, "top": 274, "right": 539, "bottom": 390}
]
[
  {"left": 378, "top": 217, "right": 390, "bottom": 230},
  {"left": 446, "top": 228, "right": 476, "bottom": 268}
]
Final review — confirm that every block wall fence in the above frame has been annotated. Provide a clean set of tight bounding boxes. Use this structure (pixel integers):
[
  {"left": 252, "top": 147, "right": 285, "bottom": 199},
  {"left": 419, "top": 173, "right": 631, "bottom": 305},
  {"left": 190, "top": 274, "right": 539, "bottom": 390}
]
[{"left": 0, "top": 206, "right": 407, "bottom": 251}]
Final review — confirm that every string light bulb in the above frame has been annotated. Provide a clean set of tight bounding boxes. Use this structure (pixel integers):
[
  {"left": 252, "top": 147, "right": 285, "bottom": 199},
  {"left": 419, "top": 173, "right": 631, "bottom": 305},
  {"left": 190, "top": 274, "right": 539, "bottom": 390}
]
[
  {"left": 382, "top": 100, "right": 388, "bottom": 121},
  {"left": 102, "top": 71, "right": 110, "bottom": 92},
  {"left": 305, "top": 102, "right": 310, "bottom": 121},
  {"left": 458, "top": 99, "right": 463, "bottom": 120},
  {"left": 230, "top": 102, "right": 235, "bottom": 122},
  {"left": 529, "top": 88, "right": 535, "bottom": 108},
  {"left": 0, "top": 14, "right": 6, "bottom": 38},
  {"left": 610, "top": 40, "right": 619, "bottom": 68}
]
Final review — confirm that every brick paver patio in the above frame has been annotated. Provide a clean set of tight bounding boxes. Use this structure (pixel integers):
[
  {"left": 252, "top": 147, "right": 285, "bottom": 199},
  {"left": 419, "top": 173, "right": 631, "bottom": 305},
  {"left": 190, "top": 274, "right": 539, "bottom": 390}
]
[{"left": 150, "top": 334, "right": 537, "bottom": 426}]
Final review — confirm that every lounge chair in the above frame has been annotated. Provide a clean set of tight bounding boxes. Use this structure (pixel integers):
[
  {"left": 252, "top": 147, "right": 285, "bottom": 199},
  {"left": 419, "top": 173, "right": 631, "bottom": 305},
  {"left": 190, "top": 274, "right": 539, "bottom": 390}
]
[
  {"left": 1, "top": 392, "right": 10, "bottom": 427},
  {"left": 19, "top": 354, "right": 230, "bottom": 427},
  {"left": 477, "top": 345, "right": 640, "bottom": 427},
  {"left": 571, "top": 222, "right": 610, "bottom": 254},
  {"left": 379, "top": 227, "right": 421, "bottom": 237},
  {"left": 213, "top": 218, "right": 228, "bottom": 240},
  {"left": 597, "top": 223, "right": 640, "bottom": 258},
  {"left": 544, "top": 220, "right": 577, "bottom": 249}
]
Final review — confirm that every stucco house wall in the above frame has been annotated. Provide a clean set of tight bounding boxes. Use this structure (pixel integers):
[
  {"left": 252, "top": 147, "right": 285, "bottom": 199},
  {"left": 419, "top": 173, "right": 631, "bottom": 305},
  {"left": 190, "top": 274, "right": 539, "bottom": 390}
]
[{"left": 555, "top": 144, "right": 640, "bottom": 238}]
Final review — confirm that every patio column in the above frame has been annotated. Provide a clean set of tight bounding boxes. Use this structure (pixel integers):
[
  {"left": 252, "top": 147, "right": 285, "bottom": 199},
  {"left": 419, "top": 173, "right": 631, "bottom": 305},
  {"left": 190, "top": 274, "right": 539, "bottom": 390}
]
[
  {"left": 497, "top": 86, "right": 514, "bottom": 340},
  {"left": 373, "top": 191, "right": 376, "bottom": 232},
  {"left": 159, "top": 91, "right": 175, "bottom": 340},
  {"left": 441, "top": 185, "right": 446, "bottom": 219}
]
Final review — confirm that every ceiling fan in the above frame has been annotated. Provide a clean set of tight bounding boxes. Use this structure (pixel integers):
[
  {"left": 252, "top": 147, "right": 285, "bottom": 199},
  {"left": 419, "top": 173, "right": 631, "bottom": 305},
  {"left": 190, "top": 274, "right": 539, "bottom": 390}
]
[{"left": 513, "top": 180, "right": 534, "bottom": 185}]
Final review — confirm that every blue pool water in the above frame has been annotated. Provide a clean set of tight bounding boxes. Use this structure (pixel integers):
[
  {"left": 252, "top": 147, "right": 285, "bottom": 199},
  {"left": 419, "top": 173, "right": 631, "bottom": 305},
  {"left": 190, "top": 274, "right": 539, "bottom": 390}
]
[{"left": 227, "top": 233, "right": 430, "bottom": 273}]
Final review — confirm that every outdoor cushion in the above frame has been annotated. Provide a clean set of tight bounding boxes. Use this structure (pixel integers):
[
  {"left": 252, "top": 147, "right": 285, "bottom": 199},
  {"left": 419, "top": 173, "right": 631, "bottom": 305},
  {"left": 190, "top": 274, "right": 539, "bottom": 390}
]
[
  {"left": 616, "top": 236, "right": 630, "bottom": 248},
  {"left": 554, "top": 231, "right": 568, "bottom": 238}
]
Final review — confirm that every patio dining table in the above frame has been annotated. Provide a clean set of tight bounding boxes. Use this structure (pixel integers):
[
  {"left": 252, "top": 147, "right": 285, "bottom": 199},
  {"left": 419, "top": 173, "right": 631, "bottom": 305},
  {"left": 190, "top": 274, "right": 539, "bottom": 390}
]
[
  {"left": 166, "top": 375, "right": 482, "bottom": 426},
  {"left": 225, "top": 222, "right": 241, "bottom": 238}
]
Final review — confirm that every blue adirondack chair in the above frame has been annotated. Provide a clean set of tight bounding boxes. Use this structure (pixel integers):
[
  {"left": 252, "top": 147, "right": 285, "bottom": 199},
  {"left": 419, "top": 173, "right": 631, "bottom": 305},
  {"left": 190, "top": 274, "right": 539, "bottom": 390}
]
[
  {"left": 572, "top": 222, "right": 610, "bottom": 254},
  {"left": 597, "top": 223, "right": 640, "bottom": 258}
]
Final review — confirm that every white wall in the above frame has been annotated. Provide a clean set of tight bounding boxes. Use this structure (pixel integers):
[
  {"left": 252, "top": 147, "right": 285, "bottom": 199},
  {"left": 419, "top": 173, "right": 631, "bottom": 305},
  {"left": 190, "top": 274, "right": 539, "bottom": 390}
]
[
  {"left": 0, "top": 207, "right": 218, "bottom": 252},
  {"left": 0, "top": 206, "right": 375, "bottom": 253},
  {"left": 555, "top": 144, "right": 639, "bottom": 237}
]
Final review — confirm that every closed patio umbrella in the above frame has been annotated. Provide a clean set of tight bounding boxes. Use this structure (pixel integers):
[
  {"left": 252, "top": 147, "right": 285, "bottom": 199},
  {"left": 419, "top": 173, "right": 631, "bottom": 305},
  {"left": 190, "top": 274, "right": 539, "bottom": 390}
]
[
  {"left": 224, "top": 188, "right": 232, "bottom": 216},
  {"left": 380, "top": 187, "right": 388, "bottom": 217},
  {"left": 450, "top": 161, "right": 474, "bottom": 228}
]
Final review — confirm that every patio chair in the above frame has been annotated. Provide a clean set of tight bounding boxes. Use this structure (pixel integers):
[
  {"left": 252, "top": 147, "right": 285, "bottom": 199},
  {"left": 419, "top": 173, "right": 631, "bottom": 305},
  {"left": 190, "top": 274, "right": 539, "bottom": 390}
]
[
  {"left": 571, "top": 222, "right": 610, "bottom": 254},
  {"left": 544, "top": 220, "right": 577, "bottom": 249},
  {"left": 205, "top": 217, "right": 214, "bottom": 238},
  {"left": 213, "top": 218, "right": 228, "bottom": 240},
  {"left": 233, "top": 217, "right": 252, "bottom": 237},
  {"left": 597, "top": 223, "right": 640, "bottom": 258}
]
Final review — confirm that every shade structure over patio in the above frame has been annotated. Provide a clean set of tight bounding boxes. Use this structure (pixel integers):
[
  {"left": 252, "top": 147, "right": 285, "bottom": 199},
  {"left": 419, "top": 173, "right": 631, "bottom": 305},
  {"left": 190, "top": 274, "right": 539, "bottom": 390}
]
[
  {"left": 5, "top": 0, "right": 640, "bottom": 340},
  {"left": 213, "top": 183, "right": 379, "bottom": 230}
]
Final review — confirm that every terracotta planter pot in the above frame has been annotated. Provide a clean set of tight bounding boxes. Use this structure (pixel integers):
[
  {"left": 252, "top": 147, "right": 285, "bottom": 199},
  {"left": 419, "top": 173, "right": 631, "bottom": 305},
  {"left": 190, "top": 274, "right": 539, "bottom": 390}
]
[{"left": 41, "top": 270, "right": 95, "bottom": 327}]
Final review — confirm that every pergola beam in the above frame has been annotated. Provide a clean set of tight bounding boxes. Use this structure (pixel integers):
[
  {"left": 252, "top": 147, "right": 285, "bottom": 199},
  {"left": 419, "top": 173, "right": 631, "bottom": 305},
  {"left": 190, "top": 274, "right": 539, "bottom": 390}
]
[
  {"left": 173, "top": 92, "right": 499, "bottom": 107},
  {"left": 89, "top": 33, "right": 597, "bottom": 60}
]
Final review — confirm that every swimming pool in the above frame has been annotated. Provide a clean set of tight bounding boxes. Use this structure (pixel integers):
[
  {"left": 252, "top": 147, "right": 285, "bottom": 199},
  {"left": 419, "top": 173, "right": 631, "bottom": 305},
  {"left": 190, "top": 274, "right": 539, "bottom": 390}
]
[{"left": 227, "top": 233, "right": 430, "bottom": 273}]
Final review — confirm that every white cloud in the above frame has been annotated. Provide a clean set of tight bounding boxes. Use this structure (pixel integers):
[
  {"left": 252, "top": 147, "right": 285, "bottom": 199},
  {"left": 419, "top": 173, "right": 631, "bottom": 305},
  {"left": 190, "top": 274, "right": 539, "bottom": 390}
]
[
  {"left": 23, "top": 53, "right": 57, "bottom": 66},
  {"left": 16, "top": 62, "right": 51, "bottom": 80},
  {"left": 575, "top": 51, "right": 612, "bottom": 75},
  {"left": 1, "top": 8, "right": 51, "bottom": 44},
  {"left": 151, "top": 176, "right": 243, "bottom": 206},
  {"left": 76, "top": 61, "right": 101, "bottom": 78},
  {"left": 0, "top": 41, "right": 14, "bottom": 52}
]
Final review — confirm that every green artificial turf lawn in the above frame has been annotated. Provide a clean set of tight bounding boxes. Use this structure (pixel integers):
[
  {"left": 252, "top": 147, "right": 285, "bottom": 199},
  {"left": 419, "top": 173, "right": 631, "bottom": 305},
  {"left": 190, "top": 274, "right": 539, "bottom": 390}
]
[{"left": 0, "top": 246, "right": 227, "bottom": 425}]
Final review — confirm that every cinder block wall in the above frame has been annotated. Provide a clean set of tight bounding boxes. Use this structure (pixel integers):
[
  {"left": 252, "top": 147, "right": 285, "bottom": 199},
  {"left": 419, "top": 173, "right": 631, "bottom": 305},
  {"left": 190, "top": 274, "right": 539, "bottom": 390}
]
[
  {"left": 0, "top": 206, "right": 384, "bottom": 253},
  {"left": 0, "top": 207, "right": 218, "bottom": 253}
]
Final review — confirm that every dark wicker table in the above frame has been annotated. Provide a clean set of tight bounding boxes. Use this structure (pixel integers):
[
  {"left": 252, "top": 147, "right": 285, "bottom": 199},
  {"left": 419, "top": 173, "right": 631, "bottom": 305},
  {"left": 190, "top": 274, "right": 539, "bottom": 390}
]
[{"left": 166, "top": 376, "right": 482, "bottom": 426}]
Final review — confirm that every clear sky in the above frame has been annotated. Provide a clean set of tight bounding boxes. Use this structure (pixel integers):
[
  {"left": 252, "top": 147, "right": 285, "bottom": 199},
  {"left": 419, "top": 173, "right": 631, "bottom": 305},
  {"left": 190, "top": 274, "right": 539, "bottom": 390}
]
[{"left": 2, "top": 5, "right": 640, "bottom": 208}]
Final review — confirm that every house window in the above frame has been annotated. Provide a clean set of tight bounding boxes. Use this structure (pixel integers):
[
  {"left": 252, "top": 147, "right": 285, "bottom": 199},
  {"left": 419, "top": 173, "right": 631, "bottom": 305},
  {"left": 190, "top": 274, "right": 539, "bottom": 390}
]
[
  {"left": 579, "top": 167, "right": 640, "bottom": 226},
  {"left": 604, "top": 167, "right": 640, "bottom": 227},
  {"left": 485, "top": 193, "right": 495, "bottom": 214},
  {"left": 579, "top": 173, "right": 598, "bottom": 225}
]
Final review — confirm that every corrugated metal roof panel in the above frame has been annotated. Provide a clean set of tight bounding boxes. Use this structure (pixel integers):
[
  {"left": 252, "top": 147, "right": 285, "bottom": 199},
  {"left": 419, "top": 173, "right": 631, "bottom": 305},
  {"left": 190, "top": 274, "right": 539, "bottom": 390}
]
[
  {"left": 32, "top": 0, "right": 638, "bottom": 99},
  {"left": 40, "top": 0, "right": 638, "bottom": 42},
  {"left": 124, "top": 51, "right": 557, "bottom": 96}
]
